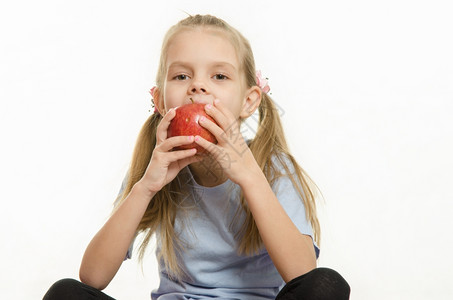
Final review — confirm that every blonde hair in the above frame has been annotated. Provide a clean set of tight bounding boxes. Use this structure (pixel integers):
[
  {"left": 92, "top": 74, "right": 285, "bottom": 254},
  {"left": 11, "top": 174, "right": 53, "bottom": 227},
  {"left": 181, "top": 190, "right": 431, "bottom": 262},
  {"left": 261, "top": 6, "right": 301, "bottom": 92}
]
[{"left": 115, "top": 14, "right": 321, "bottom": 280}]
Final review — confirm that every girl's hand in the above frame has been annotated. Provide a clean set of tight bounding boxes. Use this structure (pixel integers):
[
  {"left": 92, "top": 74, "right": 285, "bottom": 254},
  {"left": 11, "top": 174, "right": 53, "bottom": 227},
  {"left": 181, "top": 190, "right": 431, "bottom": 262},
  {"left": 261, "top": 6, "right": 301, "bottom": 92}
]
[
  {"left": 194, "top": 99, "right": 260, "bottom": 184},
  {"left": 138, "top": 108, "right": 201, "bottom": 194}
]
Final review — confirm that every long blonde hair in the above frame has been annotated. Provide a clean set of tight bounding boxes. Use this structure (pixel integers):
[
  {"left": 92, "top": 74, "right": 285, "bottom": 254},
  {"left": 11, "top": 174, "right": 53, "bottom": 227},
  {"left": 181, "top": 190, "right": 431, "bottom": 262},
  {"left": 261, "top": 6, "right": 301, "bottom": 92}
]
[{"left": 115, "top": 14, "right": 321, "bottom": 279}]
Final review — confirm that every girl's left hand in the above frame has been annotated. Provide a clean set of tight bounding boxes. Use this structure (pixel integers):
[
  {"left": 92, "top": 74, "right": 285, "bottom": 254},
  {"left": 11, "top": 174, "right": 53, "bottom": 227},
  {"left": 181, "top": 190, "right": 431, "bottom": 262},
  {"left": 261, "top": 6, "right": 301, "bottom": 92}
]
[{"left": 194, "top": 99, "right": 260, "bottom": 184}]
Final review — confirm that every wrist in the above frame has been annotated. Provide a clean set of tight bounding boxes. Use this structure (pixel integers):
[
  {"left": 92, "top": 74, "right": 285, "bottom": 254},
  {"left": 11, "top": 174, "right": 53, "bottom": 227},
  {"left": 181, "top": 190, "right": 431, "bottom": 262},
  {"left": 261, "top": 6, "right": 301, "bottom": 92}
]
[
  {"left": 131, "top": 181, "right": 157, "bottom": 203},
  {"left": 237, "top": 163, "right": 267, "bottom": 190}
]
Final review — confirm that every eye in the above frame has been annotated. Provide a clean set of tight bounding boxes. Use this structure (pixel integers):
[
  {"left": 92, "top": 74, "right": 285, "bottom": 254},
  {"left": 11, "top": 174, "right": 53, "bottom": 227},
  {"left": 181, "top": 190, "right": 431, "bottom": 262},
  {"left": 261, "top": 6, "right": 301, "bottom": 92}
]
[
  {"left": 174, "top": 74, "right": 189, "bottom": 80},
  {"left": 213, "top": 73, "right": 228, "bottom": 80}
]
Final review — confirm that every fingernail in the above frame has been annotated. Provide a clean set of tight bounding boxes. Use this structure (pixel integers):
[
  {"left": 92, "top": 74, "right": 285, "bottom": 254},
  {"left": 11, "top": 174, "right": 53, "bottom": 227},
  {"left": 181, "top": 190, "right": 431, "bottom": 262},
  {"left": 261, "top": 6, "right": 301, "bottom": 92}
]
[
  {"left": 188, "top": 136, "right": 194, "bottom": 141},
  {"left": 214, "top": 99, "right": 220, "bottom": 105},
  {"left": 194, "top": 136, "right": 200, "bottom": 142},
  {"left": 200, "top": 116, "right": 206, "bottom": 122},
  {"left": 205, "top": 104, "right": 212, "bottom": 110}
]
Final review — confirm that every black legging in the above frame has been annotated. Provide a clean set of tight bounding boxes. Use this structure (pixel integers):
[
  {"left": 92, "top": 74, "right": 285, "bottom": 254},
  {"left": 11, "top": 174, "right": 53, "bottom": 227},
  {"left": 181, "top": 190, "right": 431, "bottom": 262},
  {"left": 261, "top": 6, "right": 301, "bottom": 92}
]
[{"left": 43, "top": 267, "right": 350, "bottom": 300}]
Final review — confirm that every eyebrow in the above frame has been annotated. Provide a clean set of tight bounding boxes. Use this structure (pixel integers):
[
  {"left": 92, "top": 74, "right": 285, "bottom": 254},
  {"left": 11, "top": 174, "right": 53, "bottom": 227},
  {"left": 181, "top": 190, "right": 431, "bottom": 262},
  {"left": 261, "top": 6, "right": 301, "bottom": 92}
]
[
  {"left": 210, "top": 62, "right": 237, "bottom": 71},
  {"left": 167, "top": 61, "right": 188, "bottom": 69}
]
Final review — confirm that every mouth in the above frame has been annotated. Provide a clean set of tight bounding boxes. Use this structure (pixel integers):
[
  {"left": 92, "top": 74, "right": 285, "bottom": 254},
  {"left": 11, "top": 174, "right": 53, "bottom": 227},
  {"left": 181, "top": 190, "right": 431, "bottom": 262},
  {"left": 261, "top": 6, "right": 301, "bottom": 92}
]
[{"left": 187, "top": 96, "right": 214, "bottom": 105}]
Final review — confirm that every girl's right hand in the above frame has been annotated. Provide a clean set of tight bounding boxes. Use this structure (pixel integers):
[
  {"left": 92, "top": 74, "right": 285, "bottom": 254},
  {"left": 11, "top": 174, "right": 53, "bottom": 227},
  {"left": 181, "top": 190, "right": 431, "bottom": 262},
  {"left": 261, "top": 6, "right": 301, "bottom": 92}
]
[{"left": 137, "top": 108, "right": 200, "bottom": 194}]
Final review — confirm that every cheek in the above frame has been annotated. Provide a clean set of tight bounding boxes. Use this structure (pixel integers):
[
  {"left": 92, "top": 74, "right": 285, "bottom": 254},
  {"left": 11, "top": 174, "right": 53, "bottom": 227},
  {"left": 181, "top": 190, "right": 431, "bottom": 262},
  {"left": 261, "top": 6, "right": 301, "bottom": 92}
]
[
  {"left": 163, "top": 87, "right": 176, "bottom": 108},
  {"left": 223, "top": 97, "right": 244, "bottom": 118}
]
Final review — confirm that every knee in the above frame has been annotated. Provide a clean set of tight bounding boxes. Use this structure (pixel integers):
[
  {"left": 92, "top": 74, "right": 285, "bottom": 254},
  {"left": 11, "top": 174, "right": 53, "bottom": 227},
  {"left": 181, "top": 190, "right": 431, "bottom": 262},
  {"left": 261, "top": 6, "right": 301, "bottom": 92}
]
[
  {"left": 43, "top": 278, "right": 82, "bottom": 300},
  {"left": 279, "top": 267, "right": 350, "bottom": 300},
  {"left": 308, "top": 267, "right": 348, "bottom": 281},
  {"left": 305, "top": 268, "right": 351, "bottom": 299}
]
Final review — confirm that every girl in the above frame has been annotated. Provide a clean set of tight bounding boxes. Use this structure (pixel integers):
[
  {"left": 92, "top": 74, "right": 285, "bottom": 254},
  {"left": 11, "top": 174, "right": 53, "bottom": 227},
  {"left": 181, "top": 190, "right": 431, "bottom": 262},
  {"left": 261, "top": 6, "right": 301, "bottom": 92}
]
[{"left": 44, "top": 14, "right": 350, "bottom": 300}]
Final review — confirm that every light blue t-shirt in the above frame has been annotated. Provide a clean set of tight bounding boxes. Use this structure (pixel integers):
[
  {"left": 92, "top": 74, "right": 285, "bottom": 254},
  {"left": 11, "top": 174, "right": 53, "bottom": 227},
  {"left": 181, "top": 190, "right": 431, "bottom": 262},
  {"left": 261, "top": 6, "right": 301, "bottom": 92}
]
[{"left": 122, "top": 156, "right": 319, "bottom": 300}]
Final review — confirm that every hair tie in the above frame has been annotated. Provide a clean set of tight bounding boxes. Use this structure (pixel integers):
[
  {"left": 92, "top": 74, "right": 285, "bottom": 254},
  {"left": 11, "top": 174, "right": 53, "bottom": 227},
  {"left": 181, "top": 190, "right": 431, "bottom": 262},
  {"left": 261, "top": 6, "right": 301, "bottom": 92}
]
[
  {"left": 255, "top": 70, "right": 270, "bottom": 94},
  {"left": 149, "top": 86, "right": 159, "bottom": 115}
]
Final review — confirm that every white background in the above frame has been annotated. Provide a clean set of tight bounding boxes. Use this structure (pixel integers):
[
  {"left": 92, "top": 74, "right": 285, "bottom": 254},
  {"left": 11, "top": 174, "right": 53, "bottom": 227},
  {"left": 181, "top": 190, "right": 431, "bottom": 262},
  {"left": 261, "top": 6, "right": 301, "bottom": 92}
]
[{"left": 1, "top": 0, "right": 452, "bottom": 299}]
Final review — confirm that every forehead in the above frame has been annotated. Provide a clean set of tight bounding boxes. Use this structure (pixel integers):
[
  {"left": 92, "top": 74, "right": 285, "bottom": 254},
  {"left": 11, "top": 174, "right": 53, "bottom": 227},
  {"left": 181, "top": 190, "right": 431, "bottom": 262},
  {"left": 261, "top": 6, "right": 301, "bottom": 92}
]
[{"left": 166, "top": 28, "right": 240, "bottom": 68}]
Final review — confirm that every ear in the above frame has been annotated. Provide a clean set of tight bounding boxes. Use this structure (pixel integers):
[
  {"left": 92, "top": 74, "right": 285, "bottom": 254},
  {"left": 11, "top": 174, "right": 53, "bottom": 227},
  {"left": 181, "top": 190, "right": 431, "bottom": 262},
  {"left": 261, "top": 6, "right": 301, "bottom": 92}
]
[
  {"left": 240, "top": 85, "right": 262, "bottom": 119},
  {"left": 153, "top": 88, "right": 166, "bottom": 115}
]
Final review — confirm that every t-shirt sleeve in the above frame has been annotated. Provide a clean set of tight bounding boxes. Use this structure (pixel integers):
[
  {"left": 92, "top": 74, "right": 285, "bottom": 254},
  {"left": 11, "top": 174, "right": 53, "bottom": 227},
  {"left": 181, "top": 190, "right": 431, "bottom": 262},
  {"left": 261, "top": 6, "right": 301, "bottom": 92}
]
[
  {"left": 271, "top": 157, "right": 320, "bottom": 258},
  {"left": 115, "top": 172, "right": 134, "bottom": 260}
]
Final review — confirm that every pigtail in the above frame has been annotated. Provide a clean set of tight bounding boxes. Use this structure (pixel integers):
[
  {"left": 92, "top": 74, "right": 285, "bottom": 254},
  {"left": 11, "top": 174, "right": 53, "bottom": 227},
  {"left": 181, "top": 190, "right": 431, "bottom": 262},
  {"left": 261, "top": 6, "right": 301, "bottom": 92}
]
[
  {"left": 113, "top": 112, "right": 186, "bottom": 281},
  {"left": 237, "top": 93, "right": 321, "bottom": 255}
]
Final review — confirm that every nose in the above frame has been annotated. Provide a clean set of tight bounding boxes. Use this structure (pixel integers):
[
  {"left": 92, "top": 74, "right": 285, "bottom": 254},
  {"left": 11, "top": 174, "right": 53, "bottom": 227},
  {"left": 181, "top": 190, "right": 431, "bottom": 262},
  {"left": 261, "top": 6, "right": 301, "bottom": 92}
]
[
  {"left": 191, "top": 86, "right": 207, "bottom": 93},
  {"left": 189, "top": 78, "right": 208, "bottom": 94}
]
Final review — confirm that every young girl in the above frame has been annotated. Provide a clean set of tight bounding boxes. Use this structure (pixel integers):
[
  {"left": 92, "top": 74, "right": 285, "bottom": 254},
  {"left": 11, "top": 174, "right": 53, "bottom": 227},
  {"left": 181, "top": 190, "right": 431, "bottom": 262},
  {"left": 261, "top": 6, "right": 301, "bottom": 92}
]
[{"left": 44, "top": 14, "right": 350, "bottom": 300}]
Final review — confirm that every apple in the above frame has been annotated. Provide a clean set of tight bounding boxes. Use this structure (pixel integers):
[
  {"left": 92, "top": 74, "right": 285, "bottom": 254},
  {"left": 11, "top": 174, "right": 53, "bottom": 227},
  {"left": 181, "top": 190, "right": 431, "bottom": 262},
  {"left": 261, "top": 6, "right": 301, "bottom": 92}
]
[{"left": 167, "top": 99, "right": 218, "bottom": 153}]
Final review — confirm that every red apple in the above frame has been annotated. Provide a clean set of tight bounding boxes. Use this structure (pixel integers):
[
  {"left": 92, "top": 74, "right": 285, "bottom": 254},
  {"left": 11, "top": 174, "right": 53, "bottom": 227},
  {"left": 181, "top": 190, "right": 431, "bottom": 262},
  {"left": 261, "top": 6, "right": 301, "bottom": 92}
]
[{"left": 167, "top": 101, "right": 218, "bottom": 153}]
